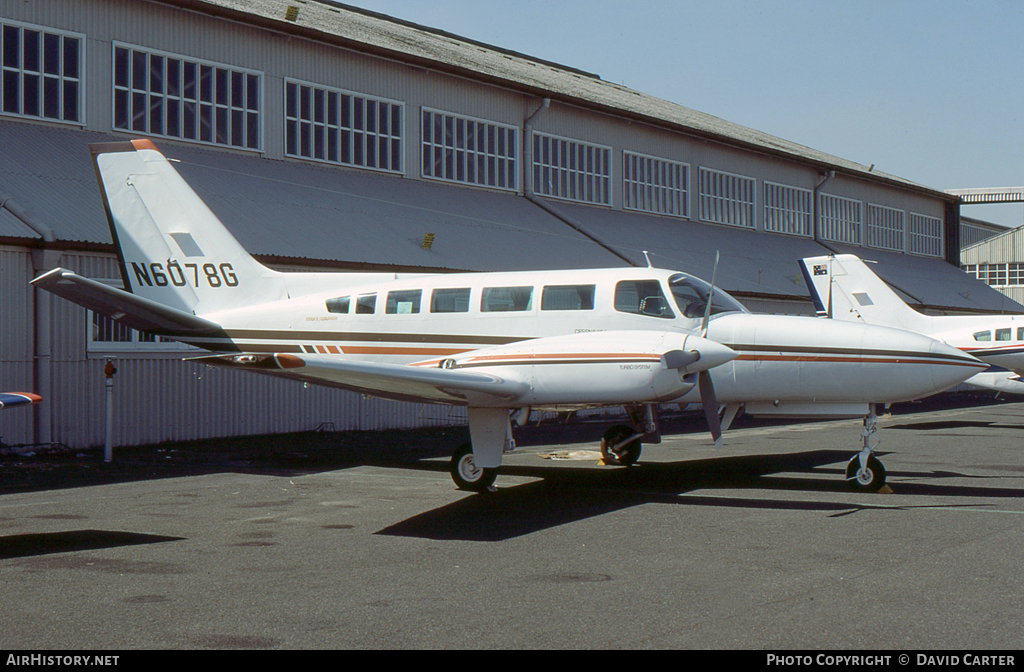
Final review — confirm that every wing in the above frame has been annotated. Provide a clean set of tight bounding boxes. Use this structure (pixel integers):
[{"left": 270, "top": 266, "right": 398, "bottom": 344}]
[
  {"left": 31, "top": 268, "right": 221, "bottom": 335},
  {"left": 190, "top": 352, "right": 531, "bottom": 405},
  {"left": 963, "top": 370, "right": 1024, "bottom": 395}
]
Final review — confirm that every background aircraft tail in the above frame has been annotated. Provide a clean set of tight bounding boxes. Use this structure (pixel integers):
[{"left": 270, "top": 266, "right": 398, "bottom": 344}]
[
  {"left": 91, "top": 140, "right": 287, "bottom": 316},
  {"left": 799, "top": 254, "right": 934, "bottom": 333}
]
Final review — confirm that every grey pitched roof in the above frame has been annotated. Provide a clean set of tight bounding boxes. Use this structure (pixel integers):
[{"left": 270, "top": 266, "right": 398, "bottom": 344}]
[
  {"left": 178, "top": 0, "right": 955, "bottom": 201},
  {"left": 0, "top": 121, "right": 627, "bottom": 271}
]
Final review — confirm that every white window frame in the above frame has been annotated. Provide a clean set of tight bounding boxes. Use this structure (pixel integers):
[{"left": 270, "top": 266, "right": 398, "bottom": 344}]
[
  {"left": 818, "top": 193, "right": 862, "bottom": 244},
  {"left": 532, "top": 132, "right": 611, "bottom": 205},
  {"left": 866, "top": 204, "right": 905, "bottom": 252},
  {"left": 112, "top": 42, "right": 263, "bottom": 150},
  {"left": 421, "top": 108, "right": 518, "bottom": 191},
  {"left": 763, "top": 181, "right": 812, "bottom": 236},
  {"left": 286, "top": 78, "right": 403, "bottom": 173},
  {"left": 1, "top": 19, "right": 84, "bottom": 124},
  {"left": 87, "top": 310, "right": 197, "bottom": 353},
  {"left": 622, "top": 151, "right": 689, "bottom": 218},
  {"left": 698, "top": 167, "right": 756, "bottom": 228},
  {"left": 908, "top": 212, "right": 943, "bottom": 257}
]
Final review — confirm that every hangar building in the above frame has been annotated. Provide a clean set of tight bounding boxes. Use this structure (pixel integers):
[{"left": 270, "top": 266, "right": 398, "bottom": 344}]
[{"left": 1, "top": 0, "right": 1017, "bottom": 450}]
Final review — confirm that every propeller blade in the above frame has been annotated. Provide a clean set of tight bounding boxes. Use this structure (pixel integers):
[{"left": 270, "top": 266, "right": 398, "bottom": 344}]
[
  {"left": 701, "top": 251, "right": 720, "bottom": 337},
  {"left": 699, "top": 370, "right": 723, "bottom": 449}
]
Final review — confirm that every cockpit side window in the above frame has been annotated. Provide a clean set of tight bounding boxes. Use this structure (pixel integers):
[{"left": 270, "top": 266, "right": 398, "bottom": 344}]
[
  {"left": 356, "top": 293, "right": 377, "bottom": 314},
  {"left": 973, "top": 330, "right": 992, "bottom": 342},
  {"left": 614, "top": 280, "right": 674, "bottom": 319},
  {"left": 668, "top": 273, "right": 748, "bottom": 318}
]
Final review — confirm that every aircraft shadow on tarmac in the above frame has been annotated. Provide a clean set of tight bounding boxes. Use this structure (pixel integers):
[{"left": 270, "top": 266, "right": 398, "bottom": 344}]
[
  {"left": 0, "top": 530, "right": 184, "bottom": 560},
  {"left": 375, "top": 449, "right": 1024, "bottom": 542}
]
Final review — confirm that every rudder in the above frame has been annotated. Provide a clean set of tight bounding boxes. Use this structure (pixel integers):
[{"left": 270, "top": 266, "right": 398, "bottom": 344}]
[{"left": 91, "top": 139, "right": 286, "bottom": 317}]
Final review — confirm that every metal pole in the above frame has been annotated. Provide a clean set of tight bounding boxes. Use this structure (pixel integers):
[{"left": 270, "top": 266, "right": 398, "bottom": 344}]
[{"left": 104, "top": 360, "right": 116, "bottom": 462}]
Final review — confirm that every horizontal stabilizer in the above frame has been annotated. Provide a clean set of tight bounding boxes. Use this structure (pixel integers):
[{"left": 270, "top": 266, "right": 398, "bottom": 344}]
[
  {"left": 32, "top": 268, "right": 221, "bottom": 335},
  {"left": 190, "top": 353, "right": 530, "bottom": 406}
]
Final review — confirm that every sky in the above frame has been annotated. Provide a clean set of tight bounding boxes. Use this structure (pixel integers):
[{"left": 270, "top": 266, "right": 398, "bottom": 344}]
[{"left": 340, "top": 0, "right": 1024, "bottom": 228}]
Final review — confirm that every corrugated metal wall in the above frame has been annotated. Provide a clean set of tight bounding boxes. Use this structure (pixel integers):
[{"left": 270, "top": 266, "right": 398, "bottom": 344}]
[{"left": 0, "top": 246, "right": 34, "bottom": 447}]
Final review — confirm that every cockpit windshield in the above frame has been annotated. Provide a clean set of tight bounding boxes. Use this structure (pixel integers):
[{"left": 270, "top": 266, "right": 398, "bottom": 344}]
[{"left": 668, "top": 273, "right": 748, "bottom": 319}]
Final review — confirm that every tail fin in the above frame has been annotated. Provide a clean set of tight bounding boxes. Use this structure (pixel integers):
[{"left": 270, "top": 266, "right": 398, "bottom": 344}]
[
  {"left": 92, "top": 140, "right": 286, "bottom": 316},
  {"left": 799, "top": 254, "right": 933, "bottom": 333}
]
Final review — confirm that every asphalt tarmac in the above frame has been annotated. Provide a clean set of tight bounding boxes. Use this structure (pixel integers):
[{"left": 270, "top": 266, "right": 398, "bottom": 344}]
[{"left": 1, "top": 396, "right": 1022, "bottom": 650}]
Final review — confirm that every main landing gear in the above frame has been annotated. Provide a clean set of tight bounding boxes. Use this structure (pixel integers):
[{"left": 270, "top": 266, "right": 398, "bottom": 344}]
[
  {"left": 450, "top": 442, "right": 498, "bottom": 493},
  {"left": 846, "top": 406, "right": 887, "bottom": 492}
]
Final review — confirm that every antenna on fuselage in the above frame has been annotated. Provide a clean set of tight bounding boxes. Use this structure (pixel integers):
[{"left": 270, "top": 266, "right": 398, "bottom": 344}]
[{"left": 643, "top": 250, "right": 653, "bottom": 268}]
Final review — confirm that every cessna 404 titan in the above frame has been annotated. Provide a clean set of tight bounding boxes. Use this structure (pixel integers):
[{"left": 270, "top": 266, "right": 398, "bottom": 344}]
[
  {"left": 32, "top": 141, "right": 986, "bottom": 492},
  {"left": 800, "top": 253, "right": 1024, "bottom": 396}
]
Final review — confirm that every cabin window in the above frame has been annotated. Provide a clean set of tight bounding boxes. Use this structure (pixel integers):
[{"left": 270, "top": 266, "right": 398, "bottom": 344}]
[
  {"left": 325, "top": 296, "right": 350, "bottom": 314},
  {"left": 541, "top": 284, "right": 595, "bottom": 311},
  {"left": 356, "top": 293, "right": 376, "bottom": 314},
  {"left": 973, "top": 330, "right": 991, "bottom": 342},
  {"left": 431, "top": 288, "right": 471, "bottom": 313},
  {"left": 1019, "top": 327, "right": 1024, "bottom": 341},
  {"left": 481, "top": 286, "right": 533, "bottom": 312},
  {"left": 996, "top": 328, "right": 1012, "bottom": 341},
  {"left": 386, "top": 289, "right": 421, "bottom": 314},
  {"left": 614, "top": 280, "right": 674, "bottom": 319}
]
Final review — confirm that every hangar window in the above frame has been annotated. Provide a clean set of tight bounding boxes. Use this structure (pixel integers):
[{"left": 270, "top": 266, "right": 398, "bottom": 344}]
[
  {"left": 623, "top": 152, "right": 688, "bottom": 218},
  {"left": 818, "top": 194, "right": 862, "bottom": 244},
  {"left": 422, "top": 109, "right": 517, "bottom": 190},
  {"left": 867, "top": 204, "right": 904, "bottom": 252},
  {"left": 113, "top": 43, "right": 261, "bottom": 150},
  {"left": 909, "top": 213, "right": 943, "bottom": 257},
  {"left": 541, "top": 285, "right": 595, "bottom": 311},
  {"left": 698, "top": 167, "right": 755, "bottom": 228},
  {"left": 963, "top": 262, "right": 1021, "bottom": 287},
  {"left": 286, "top": 79, "right": 402, "bottom": 173},
  {"left": 532, "top": 132, "right": 610, "bottom": 205},
  {"left": 1, "top": 20, "right": 82, "bottom": 123},
  {"left": 431, "top": 288, "right": 471, "bottom": 313},
  {"left": 764, "top": 182, "right": 812, "bottom": 236},
  {"left": 87, "top": 310, "right": 195, "bottom": 353}
]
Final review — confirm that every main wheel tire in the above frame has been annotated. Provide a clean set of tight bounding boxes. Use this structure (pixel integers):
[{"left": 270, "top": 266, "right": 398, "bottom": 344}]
[
  {"left": 599, "top": 425, "right": 642, "bottom": 466},
  {"left": 450, "top": 442, "right": 498, "bottom": 492},
  {"left": 846, "top": 455, "right": 887, "bottom": 492}
]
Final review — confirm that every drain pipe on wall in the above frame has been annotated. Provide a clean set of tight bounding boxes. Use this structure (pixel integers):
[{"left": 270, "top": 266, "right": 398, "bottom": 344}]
[
  {"left": 522, "top": 98, "right": 638, "bottom": 267},
  {"left": 0, "top": 191, "right": 59, "bottom": 448},
  {"left": 812, "top": 170, "right": 837, "bottom": 250}
]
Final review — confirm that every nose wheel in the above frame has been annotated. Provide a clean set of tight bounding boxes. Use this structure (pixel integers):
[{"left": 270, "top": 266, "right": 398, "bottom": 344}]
[{"left": 846, "top": 407, "right": 887, "bottom": 492}]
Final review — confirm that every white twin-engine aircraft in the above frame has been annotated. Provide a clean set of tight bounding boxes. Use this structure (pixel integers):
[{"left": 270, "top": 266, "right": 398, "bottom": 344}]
[
  {"left": 800, "top": 253, "right": 1024, "bottom": 396},
  {"left": 32, "top": 141, "right": 986, "bottom": 493}
]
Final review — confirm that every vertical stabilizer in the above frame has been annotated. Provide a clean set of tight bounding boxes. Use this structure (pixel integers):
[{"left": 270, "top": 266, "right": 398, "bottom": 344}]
[
  {"left": 799, "top": 254, "right": 933, "bottom": 333},
  {"left": 91, "top": 140, "right": 287, "bottom": 316}
]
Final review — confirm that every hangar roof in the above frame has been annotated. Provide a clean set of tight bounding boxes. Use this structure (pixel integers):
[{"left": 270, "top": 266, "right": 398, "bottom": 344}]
[
  {"left": 172, "top": 0, "right": 957, "bottom": 203},
  {"left": 0, "top": 121, "right": 1016, "bottom": 313}
]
